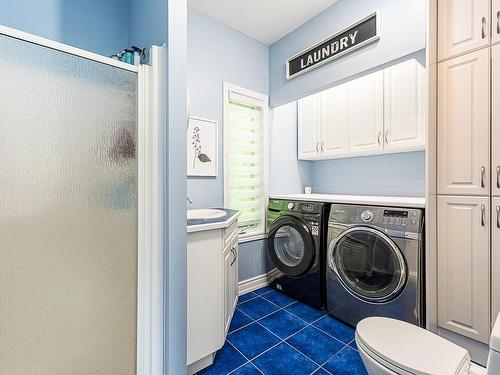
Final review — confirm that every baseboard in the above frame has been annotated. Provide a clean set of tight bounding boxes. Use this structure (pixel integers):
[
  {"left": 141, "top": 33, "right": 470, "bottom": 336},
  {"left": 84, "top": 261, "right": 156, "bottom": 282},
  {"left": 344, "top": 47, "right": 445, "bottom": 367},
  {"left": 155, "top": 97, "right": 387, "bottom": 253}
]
[{"left": 238, "top": 268, "right": 282, "bottom": 295}]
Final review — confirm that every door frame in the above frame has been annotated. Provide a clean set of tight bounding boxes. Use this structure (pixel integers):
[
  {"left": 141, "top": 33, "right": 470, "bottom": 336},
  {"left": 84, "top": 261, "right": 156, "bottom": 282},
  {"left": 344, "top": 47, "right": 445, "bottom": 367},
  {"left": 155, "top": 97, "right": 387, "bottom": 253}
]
[{"left": 0, "top": 24, "right": 165, "bottom": 375}]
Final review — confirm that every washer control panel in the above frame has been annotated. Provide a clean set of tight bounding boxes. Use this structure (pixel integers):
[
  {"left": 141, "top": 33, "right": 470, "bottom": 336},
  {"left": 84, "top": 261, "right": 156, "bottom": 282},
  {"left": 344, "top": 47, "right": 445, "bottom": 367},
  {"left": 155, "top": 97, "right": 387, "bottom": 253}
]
[
  {"left": 329, "top": 204, "right": 423, "bottom": 237},
  {"left": 360, "top": 210, "right": 373, "bottom": 222}
]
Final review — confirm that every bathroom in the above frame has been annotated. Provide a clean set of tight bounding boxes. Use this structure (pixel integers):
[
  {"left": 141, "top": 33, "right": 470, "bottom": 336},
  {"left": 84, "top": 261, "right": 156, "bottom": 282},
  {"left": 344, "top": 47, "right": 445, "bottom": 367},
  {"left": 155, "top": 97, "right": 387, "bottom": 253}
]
[{"left": 0, "top": 0, "right": 498, "bottom": 374}]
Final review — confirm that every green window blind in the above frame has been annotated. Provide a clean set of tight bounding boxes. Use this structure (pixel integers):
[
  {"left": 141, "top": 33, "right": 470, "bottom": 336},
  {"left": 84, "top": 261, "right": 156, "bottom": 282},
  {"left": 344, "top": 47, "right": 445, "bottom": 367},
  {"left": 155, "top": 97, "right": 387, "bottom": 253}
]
[{"left": 226, "top": 98, "right": 265, "bottom": 236}]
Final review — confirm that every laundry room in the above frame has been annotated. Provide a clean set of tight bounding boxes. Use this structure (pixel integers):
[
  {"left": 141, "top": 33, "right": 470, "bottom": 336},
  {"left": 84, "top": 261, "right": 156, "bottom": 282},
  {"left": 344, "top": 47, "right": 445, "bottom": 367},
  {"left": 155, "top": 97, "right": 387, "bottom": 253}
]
[
  {"left": 0, "top": 0, "right": 497, "bottom": 374},
  {"left": 186, "top": 0, "right": 499, "bottom": 374}
]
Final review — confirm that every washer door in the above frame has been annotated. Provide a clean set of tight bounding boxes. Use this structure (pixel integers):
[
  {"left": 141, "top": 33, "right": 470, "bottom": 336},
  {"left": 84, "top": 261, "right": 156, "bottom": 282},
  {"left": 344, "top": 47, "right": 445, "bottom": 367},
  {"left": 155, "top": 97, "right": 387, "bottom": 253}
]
[
  {"left": 329, "top": 227, "right": 407, "bottom": 303},
  {"left": 268, "top": 216, "right": 315, "bottom": 277}
]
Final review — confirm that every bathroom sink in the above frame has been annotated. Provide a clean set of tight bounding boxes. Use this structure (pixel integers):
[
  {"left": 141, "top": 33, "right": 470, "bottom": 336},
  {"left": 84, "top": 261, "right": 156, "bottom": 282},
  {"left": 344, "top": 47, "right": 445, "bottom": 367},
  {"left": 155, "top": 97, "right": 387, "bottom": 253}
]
[{"left": 187, "top": 209, "right": 227, "bottom": 220}]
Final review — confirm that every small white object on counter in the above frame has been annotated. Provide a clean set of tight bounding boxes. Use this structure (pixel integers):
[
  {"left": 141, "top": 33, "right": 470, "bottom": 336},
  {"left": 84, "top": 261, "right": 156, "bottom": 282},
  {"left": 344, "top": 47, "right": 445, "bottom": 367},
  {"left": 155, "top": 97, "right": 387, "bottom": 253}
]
[{"left": 269, "top": 193, "right": 426, "bottom": 208}]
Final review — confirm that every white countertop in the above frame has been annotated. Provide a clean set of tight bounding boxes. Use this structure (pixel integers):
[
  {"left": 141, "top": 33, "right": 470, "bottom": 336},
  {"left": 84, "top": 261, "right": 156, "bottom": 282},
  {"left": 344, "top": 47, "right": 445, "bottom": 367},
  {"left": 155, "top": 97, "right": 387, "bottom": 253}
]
[
  {"left": 269, "top": 194, "right": 426, "bottom": 208},
  {"left": 187, "top": 210, "right": 240, "bottom": 234}
]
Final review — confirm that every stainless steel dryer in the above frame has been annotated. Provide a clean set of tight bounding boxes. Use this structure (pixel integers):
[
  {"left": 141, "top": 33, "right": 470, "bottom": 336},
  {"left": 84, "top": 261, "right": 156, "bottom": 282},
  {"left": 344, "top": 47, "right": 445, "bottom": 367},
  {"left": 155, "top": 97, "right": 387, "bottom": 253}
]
[{"left": 326, "top": 204, "right": 424, "bottom": 327}]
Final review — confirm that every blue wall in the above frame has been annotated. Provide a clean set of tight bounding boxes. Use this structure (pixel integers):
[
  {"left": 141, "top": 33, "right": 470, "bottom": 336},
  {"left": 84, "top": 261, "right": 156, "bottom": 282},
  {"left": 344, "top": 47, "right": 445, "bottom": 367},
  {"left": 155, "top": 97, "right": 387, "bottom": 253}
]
[
  {"left": 268, "top": 0, "right": 426, "bottom": 107},
  {"left": 269, "top": 101, "right": 312, "bottom": 195},
  {"left": 187, "top": 8, "right": 269, "bottom": 209},
  {"left": 0, "top": 0, "right": 129, "bottom": 57},
  {"left": 129, "top": 0, "right": 167, "bottom": 55}
]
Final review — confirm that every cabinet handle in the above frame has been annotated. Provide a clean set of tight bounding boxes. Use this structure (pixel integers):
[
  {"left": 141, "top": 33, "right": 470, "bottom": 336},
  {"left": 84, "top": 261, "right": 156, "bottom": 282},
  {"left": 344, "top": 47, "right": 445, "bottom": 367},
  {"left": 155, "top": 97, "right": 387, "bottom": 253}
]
[
  {"left": 377, "top": 132, "right": 382, "bottom": 146},
  {"left": 315, "top": 142, "right": 320, "bottom": 153},
  {"left": 497, "top": 11, "right": 500, "bottom": 34},
  {"left": 481, "top": 204, "right": 486, "bottom": 227},
  {"left": 482, "top": 16, "right": 487, "bottom": 39},
  {"left": 497, "top": 166, "right": 500, "bottom": 188},
  {"left": 230, "top": 247, "right": 237, "bottom": 265},
  {"left": 497, "top": 206, "right": 500, "bottom": 229},
  {"left": 385, "top": 130, "right": 389, "bottom": 144},
  {"left": 320, "top": 142, "right": 325, "bottom": 152},
  {"left": 481, "top": 166, "right": 486, "bottom": 188}
]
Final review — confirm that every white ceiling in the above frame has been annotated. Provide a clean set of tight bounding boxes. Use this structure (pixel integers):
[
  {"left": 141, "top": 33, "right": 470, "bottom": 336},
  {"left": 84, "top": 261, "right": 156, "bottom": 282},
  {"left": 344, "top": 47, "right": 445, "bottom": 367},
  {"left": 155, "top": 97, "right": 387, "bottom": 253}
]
[{"left": 188, "top": 0, "right": 338, "bottom": 45}]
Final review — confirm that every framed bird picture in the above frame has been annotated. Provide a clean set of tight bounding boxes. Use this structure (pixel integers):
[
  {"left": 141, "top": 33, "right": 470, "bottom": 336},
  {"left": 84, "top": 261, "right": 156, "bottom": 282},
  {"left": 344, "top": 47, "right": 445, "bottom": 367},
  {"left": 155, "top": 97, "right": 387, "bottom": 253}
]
[{"left": 187, "top": 117, "right": 218, "bottom": 177}]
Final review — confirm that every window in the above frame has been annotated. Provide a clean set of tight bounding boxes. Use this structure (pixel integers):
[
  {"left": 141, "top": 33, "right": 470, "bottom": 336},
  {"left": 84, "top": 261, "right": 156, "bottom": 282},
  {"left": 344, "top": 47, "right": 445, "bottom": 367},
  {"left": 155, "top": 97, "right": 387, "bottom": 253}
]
[{"left": 224, "top": 83, "right": 268, "bottom": 240}]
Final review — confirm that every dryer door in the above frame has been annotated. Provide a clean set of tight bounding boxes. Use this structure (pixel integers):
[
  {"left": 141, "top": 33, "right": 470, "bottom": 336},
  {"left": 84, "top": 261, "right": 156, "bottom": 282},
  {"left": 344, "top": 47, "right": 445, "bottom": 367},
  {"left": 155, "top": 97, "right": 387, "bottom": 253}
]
[
  {"left": 329, "top": 227, "right": 407, "bottom": 303},
  {"left": 268, "top": 216, "right": 315, "bottom": 277}
]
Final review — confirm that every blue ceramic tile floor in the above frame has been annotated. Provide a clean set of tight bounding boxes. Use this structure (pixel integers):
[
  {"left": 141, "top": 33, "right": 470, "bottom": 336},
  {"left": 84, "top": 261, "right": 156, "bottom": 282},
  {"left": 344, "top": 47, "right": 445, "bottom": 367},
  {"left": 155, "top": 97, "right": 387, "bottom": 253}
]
[{"left": 199, "top": 286, "right": 368, "bottom": 375}]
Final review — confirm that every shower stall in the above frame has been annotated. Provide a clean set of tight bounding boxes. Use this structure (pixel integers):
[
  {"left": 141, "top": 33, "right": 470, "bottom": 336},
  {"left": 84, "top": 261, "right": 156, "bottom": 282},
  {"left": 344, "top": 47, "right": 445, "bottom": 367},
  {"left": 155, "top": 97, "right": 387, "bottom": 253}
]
[{"left": 0, "top": 26, "right": 165, "bottom": 375}]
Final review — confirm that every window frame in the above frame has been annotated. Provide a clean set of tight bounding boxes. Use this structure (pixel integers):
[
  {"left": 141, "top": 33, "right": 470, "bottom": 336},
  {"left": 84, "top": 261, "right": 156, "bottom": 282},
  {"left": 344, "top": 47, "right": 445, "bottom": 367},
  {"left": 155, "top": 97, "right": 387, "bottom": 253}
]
[{"left": 223, "top": 82, "right": 269, "bottom": 243}]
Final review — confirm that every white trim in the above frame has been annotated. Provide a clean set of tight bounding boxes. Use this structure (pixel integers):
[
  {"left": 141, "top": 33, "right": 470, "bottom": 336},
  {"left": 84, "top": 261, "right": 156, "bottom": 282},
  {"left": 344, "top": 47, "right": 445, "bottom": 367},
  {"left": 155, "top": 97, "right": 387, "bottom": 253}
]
[
  {"left": 238, "top": 233, "right": 268, "bottom": 244},
  {"left": 238, "top": 268, "right": 282, "bottom": 295},
  {"left": 0, "top": 24, "right": 138, "bottom": 72},
  {"left": 223, "top": 82, "right": 269, "bottom": 240},
  {"left": 136, "top": 46, "right": 166, "bottom": 375}
]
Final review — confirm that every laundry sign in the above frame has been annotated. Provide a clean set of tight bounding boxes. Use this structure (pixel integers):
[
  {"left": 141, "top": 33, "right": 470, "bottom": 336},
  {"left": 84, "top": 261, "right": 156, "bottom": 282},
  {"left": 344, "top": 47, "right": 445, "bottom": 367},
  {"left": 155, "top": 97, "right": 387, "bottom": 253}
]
[{"left": 286, "top": 12, "right": 379, "bottom": 80}]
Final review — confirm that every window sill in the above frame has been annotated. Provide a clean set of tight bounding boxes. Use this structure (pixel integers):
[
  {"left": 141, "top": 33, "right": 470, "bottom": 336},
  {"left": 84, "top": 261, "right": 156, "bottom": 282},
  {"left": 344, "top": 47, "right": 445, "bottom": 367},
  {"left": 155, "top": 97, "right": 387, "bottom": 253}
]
[{"left": 238, "top": 233, "right": 267, "bottom": 244}]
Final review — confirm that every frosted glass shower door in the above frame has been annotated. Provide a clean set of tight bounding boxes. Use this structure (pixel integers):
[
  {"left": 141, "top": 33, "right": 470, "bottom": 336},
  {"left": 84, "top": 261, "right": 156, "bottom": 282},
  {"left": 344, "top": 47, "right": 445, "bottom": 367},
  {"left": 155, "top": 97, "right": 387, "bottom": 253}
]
[{"left": 0, "top": 34, "right": 138, "bottom": 375}]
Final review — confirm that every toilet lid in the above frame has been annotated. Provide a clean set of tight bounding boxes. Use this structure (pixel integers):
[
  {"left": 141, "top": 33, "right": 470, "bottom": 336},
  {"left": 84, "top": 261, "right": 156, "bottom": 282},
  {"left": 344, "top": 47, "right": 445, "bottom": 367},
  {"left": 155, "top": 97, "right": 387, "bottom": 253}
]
[{"left": 356, "top": 317, "right": 470, "bottom": 375}]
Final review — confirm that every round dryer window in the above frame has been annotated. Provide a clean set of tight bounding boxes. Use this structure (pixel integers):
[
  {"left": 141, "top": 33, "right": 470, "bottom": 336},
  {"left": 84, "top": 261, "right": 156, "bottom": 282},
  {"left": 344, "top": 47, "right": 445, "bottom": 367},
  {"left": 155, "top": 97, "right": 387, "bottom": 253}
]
[
  {"left": 268, "top": 216, "right": 315, "bottom": 277},
  {"left": 274, "top": 226, "right": 305, "bottom": 267},
  {"left": 330, "top": 227, "right": 407, "bottom": 303}
]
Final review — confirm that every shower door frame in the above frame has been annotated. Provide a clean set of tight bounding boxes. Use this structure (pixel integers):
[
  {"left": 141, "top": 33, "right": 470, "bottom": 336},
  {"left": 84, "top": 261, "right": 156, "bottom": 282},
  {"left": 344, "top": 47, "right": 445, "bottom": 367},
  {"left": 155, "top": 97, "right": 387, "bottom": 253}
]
[{"left": 0, "top": 25, "right": 165, "bottom": 375}]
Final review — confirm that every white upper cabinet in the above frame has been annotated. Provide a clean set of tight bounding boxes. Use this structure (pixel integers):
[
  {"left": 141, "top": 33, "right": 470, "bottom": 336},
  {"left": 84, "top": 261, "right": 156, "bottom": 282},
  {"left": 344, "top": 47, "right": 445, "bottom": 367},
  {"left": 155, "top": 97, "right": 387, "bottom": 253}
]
[
  {"left": 297, "top": 59, "right": 426, "bottom": 161},
  {"left": 437, "top": 196, "right": 490, "bottom": 344},
  {"left": 493, "top": 44, "right": 500, "bottom": 196},
  {"left": 493, "top": 0, "right": 500, "bottom": 44},
  {"left": 384, "top": 59, "right": 426, "bottom": 152},
  {"left": 438, "top": 0, "right": 490, "bottom": 60},
  {"left": 320, "top": 85, "right": 349, "bottom": 157},
  {"left": 437, "top": 48, "right": 490, "bottom": 196},
  {"left": 298, "top": 94, "right": 321, "bottom": 160},
  {"left": 348, "top": 71, "right": 384, "bottom": 155}
]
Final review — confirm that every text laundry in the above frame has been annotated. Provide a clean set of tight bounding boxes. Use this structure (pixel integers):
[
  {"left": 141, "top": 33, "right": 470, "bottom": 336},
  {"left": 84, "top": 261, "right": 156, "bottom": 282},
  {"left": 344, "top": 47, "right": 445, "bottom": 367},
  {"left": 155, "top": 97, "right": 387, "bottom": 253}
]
[{"left": 300, "top": 31, "right": 358, "bottom": 69}]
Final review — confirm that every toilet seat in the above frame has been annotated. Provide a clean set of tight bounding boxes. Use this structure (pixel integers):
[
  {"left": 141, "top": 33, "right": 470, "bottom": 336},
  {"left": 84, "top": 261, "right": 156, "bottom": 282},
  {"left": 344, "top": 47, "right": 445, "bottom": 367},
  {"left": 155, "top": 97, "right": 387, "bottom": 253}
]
[{"left": 356, "top": 317, "right": 470, "bottom": 375}]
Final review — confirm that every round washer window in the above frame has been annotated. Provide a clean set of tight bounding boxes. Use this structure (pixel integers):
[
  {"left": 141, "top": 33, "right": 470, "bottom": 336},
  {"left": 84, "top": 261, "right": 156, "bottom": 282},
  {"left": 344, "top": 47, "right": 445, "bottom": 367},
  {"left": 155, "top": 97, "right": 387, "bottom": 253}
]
[
  {"left": 331, "top": 227, "right": 406, "bottom": 302},
  {"left": 274, "top": 225, "right": 305, "bottom": 267}
]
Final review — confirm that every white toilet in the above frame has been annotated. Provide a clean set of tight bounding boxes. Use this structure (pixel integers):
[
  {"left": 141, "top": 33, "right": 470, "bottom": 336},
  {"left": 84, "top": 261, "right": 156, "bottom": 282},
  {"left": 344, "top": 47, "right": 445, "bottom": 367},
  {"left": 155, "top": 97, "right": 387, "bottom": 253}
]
[{"left": 355, "top": 314, "right": 500, "bottom": 375}]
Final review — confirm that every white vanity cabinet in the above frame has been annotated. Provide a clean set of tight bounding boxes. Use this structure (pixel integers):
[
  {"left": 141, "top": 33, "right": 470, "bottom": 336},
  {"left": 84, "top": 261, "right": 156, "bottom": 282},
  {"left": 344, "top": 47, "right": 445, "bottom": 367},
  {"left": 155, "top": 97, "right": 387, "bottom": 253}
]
[
  {"left": 187, "top": 218, "right": 239, "bottom": 374},
  {"left": 297, "top": 59, "right": 425, "bottom": 161},
  {"left": 492, "top": 198, "right": 500, "bottom": 322},
  {"left": 223, "top": 223, "right": 239, "bottom": 335}
]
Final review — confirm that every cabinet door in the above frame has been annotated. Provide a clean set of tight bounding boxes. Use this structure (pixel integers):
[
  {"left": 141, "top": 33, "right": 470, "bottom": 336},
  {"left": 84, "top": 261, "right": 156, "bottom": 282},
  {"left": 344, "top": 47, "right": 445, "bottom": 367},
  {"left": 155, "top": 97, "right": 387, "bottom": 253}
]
[
  {"left": 492, "top": 0, "right": 500, "bottom": 44},
  {"left": 383, "top": 59, "right": 426, "bottom": 152},
  {"left": 231, "top": 242, "right": 239, "bottom": 312},
  {"left": 223, "top": 245, "right": 233, "bottom": 335},
  {"left": 438, "top": 0, "right": 489, "bottom": 60},
  {"left": 320, "top": 85, "right": 349, "bottom": 157},
  {"left": 437, "top": 49, "right": 490, "bottom": 196},
  {"left": 298, "top": 94, "right": 321, "bottom": 160},
  {"left": 492, "top": 198, "right": 500, "bottom": 323},
  {"left": 493, "top": 45, "right": 500, "bottom": 196},
  {"left": 437, "top": 196, "right": 490, "bottom": 343},
  {"left": 348, "top": 71, "right": 384, "bottom": 155}
]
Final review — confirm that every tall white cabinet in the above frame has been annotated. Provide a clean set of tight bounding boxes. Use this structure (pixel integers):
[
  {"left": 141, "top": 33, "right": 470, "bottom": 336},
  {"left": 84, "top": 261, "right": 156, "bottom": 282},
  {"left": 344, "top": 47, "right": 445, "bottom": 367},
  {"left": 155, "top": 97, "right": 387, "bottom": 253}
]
[{"left": 437, "top": 0, "right": 500, "bottom": 348}]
